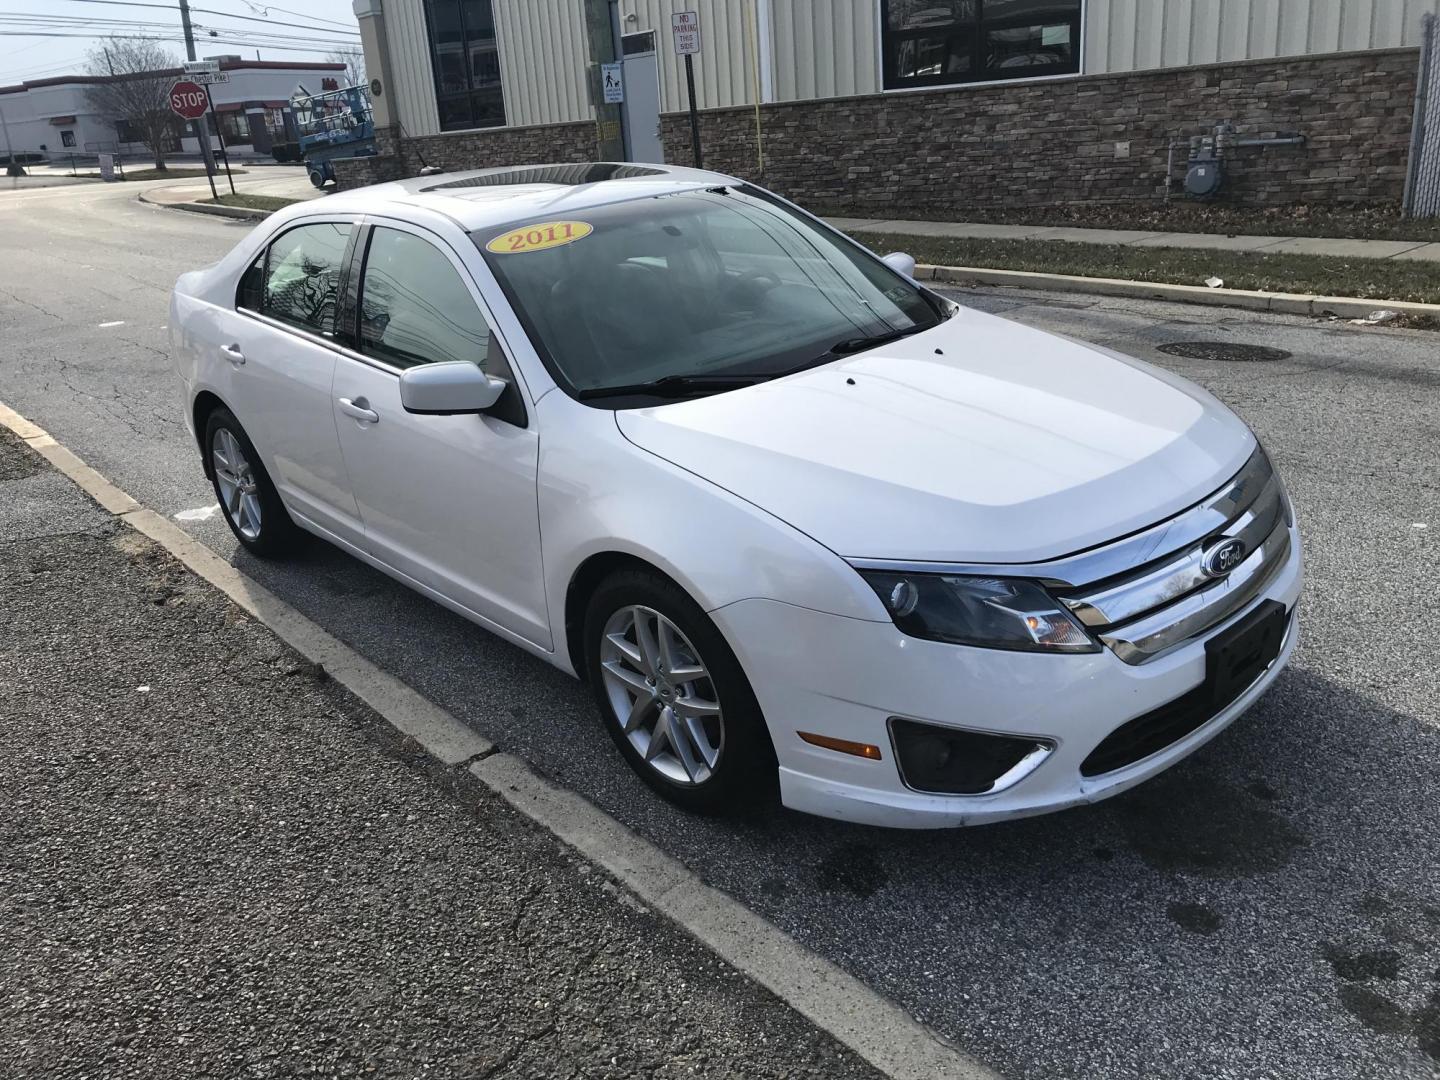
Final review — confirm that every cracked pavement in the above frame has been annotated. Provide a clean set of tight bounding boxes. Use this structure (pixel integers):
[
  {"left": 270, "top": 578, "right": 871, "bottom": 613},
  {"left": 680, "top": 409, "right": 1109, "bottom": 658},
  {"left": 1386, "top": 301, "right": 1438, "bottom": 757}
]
[
  {"left": 0, "top": 424, "right": 882, "bottom": 1079},
  {"left": 2, "top": 177, "right": 1439, "bottom": 1079}
]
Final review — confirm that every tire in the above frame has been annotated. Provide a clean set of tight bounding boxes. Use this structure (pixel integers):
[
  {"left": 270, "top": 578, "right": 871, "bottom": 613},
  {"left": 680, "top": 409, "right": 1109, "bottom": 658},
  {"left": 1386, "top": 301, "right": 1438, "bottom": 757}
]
[
  {"left": 203, "top": 406, "right": 305, "bottom": 558},
  {"left": 584, "top": 568, "right": 778, "bottom": 815},
  {"left": 308, "top": 169, "right": 327, "bottom": 189}
]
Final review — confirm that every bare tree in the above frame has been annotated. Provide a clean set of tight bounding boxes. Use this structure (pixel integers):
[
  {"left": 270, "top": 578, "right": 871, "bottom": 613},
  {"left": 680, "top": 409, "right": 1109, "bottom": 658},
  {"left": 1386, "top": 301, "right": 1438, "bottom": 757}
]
[
  {"left": 325, "top": 46, "right": 366, "bottom": 89},
  {"left": 85, "top": 37, "right": 181, "bottom": 171}
]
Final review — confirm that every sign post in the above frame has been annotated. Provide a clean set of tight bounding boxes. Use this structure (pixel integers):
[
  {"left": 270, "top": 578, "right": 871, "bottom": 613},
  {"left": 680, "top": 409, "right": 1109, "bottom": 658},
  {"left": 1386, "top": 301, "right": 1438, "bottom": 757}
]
[
  {"left": 672, "top": 11, "right": 702, "bottom": 168},
  {"left": 185, "top": 61, "right": 235, "bottom": 196},
  {"left": 169, "top": 78, "right": 217, "bottom": 200}
]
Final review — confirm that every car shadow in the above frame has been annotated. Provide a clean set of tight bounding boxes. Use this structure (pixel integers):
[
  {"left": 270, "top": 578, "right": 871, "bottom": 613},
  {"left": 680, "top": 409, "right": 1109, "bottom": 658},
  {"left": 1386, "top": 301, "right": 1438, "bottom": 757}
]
[{"left": 221, "top": 534, "right": 1440, "bottom": 1077}]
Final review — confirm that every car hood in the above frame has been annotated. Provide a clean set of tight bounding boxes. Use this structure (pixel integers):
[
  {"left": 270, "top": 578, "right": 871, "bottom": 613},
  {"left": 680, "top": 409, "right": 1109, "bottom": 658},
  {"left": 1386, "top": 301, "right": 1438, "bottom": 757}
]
[{"left": 614, "top": 306, "right": 1255, "bottom": 564}]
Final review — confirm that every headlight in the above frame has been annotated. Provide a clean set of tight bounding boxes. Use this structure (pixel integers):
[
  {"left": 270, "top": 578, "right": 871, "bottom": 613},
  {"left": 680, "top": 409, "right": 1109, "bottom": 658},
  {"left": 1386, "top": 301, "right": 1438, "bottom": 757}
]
[{"left": 857, "top": 572, "right": 1099, "bottom": 653}]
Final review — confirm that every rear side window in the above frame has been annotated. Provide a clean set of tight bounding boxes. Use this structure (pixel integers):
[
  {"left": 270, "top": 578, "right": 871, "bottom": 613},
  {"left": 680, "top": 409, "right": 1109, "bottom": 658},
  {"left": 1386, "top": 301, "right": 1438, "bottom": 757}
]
[
  {"left": 257, "top": 222, "right": 352, "bottom": 336},
  {"left": 356, "top": 226, "right": 492, "bottom": 370}
]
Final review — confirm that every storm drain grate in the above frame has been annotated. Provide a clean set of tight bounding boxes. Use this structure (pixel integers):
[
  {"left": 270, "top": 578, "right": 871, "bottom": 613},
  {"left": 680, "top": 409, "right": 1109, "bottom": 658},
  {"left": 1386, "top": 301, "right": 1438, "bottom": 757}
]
[{"left": 1157, "top": 341, "right": 1292, "bottom": 362}]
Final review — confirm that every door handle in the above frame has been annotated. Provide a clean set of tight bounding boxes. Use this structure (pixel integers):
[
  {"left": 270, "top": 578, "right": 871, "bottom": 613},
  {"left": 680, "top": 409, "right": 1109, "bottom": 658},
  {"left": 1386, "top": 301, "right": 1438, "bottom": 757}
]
[
  {"left": 338, "top": 396, "right": 379, "bottom": 424},
  {"left": 220, "top": 343, "right": 245, "bottom": 366}
]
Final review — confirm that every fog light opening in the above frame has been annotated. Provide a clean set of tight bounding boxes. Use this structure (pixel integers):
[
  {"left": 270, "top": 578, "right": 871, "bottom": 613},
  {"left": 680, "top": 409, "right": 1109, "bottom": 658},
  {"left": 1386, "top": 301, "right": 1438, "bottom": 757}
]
[{"left": 889, "top": 717, "right": 1051, "bottom": 795}]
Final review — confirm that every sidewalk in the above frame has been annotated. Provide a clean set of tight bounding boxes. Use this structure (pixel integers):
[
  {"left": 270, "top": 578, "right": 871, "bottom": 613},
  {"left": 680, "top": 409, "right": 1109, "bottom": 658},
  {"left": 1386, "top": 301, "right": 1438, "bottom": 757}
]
[
  {"left": 139, "top": 165, "right": 321, "bottom": 206},
  {"left": 134, "top": 169, "right": 1440, "bottom": 265},
  {"left": 831, "top": 216, "right": 1440, "bottom": 262},
  {"left": 0, "top": 424, "right": 879, "bottom": 1080}
]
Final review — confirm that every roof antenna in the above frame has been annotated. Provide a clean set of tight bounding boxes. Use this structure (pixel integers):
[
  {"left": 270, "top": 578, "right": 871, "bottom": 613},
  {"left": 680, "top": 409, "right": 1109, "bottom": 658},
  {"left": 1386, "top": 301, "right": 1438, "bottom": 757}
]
[{"left": 397, "top": 121, "right": 442, "bottom": 176}]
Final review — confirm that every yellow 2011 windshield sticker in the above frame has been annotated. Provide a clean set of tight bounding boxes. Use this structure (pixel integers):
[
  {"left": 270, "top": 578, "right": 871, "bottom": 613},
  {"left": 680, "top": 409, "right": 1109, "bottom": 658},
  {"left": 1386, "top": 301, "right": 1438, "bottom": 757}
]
[{"left": 486, "top": 220, "right": 593, "bottom": 254}]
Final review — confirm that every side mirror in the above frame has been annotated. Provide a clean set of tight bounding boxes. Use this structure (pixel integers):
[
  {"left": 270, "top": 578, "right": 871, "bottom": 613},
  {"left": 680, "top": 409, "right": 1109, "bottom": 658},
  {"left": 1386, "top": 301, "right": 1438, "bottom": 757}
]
[
  {"left": 399, "top": 361, "right": 506, "bottom": 415},
  {"left": 882, "top": 251, "right": 917, "bottom": 279}
]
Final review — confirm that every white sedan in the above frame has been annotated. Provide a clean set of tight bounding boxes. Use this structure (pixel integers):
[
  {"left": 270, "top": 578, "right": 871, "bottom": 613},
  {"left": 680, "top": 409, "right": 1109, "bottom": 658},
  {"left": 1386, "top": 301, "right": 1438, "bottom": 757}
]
[{"left": 171, "top": 163, "right": 1301, "bottom": 828}]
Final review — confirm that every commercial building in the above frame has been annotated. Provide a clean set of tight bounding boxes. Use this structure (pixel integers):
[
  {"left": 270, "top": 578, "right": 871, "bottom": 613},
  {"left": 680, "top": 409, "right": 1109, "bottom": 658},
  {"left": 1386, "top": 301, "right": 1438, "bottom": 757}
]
[
  {"left": 346, "top": 0, "right": 1439, "bottom": 211},
  {"left": 0, "top": 59, "right": 348, "bottom": 162}
]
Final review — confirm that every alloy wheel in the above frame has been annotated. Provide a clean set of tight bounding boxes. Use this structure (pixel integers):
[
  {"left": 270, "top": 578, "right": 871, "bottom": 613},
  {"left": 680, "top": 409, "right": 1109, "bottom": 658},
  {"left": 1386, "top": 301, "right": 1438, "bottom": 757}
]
[
  {"left": 212, "top": 427, "right": 263, "bottom": 541},
  {"left": 599, "top": 604, "right": 724, "bottom": 786}
]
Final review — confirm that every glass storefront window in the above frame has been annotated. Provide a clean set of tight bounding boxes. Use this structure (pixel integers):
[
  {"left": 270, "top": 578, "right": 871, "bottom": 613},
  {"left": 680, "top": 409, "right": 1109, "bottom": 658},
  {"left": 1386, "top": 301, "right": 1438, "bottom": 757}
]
[
  {"left": 424, "top": 0, "right": 506, "bottom": 131},
  {"left": 882, "top": 0, "right": 1081, "bottom": 89}
]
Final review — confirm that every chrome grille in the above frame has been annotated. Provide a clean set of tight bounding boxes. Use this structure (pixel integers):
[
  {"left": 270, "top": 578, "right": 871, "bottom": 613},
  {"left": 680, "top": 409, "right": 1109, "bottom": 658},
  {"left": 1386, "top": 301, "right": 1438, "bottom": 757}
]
[{"left": 1055, "top": 451, "right": 1292, "bottom": 664}]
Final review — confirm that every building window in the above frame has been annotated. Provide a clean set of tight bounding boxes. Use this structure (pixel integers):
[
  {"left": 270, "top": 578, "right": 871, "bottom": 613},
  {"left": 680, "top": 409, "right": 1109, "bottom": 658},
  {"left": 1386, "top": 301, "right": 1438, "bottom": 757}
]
[
  {"left": 60, "top": 130, "right": 76, "bottom": 147},
  {"left": 423, "top": 0, "right": 506, "bottom": 131},
  {"left": 881, "top": 0, "right": 1082, "bottom": 90}
]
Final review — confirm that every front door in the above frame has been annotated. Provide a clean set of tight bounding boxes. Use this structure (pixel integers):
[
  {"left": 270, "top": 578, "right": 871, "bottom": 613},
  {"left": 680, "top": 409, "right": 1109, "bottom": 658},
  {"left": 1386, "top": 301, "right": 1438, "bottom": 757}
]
[
  {"left": 329, "top": 221, "right": 549, "bottom": 648},
  {"left": 621, "top": 32, "right": 664, "bottom": 163}
]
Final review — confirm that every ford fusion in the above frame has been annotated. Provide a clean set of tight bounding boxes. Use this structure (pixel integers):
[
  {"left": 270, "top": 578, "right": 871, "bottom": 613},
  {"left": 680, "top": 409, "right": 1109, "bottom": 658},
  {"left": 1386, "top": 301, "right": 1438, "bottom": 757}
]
[{"left": 170, "top": 163, "right": 1301, "bottom": 828}]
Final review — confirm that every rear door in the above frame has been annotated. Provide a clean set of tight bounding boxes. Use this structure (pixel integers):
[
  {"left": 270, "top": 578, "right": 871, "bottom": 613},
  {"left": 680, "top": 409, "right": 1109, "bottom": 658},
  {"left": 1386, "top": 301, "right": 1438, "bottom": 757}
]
[
  {"left": 224, "top": 218, "right": 364, "bottom": 542},
  {"left": 329, "top": 219, "right": 549, "bottom": 648}
]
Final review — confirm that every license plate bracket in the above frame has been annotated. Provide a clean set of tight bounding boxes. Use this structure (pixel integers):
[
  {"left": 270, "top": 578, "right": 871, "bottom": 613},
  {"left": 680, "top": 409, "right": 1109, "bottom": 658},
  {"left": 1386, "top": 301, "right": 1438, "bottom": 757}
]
[{"left": 1205, "top": 599, "right": 1288, "bottom": 712}]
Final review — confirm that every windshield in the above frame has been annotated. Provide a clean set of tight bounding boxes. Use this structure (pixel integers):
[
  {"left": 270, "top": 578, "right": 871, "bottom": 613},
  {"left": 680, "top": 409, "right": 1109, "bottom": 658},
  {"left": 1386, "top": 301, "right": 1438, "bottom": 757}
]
[{"left": 474, "top": 187, "right": 943, "bottom": 402}]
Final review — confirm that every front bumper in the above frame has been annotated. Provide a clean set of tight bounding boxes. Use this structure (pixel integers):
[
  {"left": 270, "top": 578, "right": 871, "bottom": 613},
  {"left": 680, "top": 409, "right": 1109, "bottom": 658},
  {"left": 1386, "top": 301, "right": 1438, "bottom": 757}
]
[{"left": 712, "top": 525, "right": 1302, "bottom": 829}]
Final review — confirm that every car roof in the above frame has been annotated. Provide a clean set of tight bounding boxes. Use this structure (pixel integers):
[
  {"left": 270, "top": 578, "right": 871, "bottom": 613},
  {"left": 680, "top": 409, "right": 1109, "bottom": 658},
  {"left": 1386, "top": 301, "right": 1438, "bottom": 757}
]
[{"left": 314, "top": 162, "right": 745, "bottom": 233}]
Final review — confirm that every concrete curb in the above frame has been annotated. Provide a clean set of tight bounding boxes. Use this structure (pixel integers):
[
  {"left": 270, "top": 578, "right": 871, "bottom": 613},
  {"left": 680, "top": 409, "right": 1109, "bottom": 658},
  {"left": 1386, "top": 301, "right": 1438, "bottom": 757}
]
[
  {"left": 0, "top": 400, "right": 1002, "bottom": 1080},
  {"left": 918, "top": 263, "right": 1440, "bottom": 321},
  {"left": 137, "top": 188, "right": 270, "bottom": 220}
]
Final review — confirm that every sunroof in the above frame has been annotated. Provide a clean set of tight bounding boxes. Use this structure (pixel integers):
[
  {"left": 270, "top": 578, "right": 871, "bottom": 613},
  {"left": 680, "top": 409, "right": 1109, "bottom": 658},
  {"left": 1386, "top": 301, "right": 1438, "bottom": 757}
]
[{"left": 423, "top": 163, "right": 665, "bottom": 191}]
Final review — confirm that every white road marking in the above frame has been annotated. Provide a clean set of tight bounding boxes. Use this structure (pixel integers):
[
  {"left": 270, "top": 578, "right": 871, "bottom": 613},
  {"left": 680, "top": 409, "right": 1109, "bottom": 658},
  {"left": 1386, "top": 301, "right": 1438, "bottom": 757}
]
[
  {"left": 98, "top": 320, "right": 125, "bottom": 328},
  {"left": 174, "top": 504, "right": 220, "bottom": 522},
  {"left": 0, "top": 399, "right": 1001, "bottom": 1080}
]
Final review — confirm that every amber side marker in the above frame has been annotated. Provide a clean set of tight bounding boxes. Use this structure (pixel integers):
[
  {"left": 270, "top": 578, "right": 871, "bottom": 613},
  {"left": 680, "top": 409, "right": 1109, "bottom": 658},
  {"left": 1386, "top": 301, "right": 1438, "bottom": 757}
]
[{"left": 797, "top": 731, "right": 884, "bottom": 760}]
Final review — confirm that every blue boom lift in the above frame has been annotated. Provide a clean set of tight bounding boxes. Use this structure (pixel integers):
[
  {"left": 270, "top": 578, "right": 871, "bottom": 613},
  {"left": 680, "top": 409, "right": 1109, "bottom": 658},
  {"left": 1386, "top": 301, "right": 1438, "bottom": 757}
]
[{"left": 293, "top": 84, "right": 376, "bottom": 188}]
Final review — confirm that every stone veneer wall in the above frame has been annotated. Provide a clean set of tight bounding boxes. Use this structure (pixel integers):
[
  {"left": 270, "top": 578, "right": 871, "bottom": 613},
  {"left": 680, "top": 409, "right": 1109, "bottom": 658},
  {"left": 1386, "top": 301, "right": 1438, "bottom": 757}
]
[
  {"left": 659, "top": 48, "right": 1419, "bottom": 213},
  {"left": 333, "top": 121, "right": 595, "bottom": 190}
]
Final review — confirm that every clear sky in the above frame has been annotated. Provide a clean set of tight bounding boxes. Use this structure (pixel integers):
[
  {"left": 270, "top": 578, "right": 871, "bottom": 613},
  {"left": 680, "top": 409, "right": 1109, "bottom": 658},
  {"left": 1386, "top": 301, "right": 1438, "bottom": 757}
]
[{"left": 0, "top": 0, "right": 362, "bottom": 85}]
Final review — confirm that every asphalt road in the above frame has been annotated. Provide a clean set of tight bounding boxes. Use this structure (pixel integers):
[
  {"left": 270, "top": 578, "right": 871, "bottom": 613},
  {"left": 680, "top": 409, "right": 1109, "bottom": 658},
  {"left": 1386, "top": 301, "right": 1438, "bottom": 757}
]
[
  {"left": 1, "top": 178, "right": 1438, "bottom": 1080},
  {"left": 0, "top": 424, "right": 879, "bottom": 1080}
]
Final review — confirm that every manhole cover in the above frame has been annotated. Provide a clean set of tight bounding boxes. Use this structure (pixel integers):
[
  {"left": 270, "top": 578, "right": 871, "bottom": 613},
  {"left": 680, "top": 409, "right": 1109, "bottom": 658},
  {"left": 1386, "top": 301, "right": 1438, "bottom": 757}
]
[{"left": 1157, "top": 341, "right": 1291, "bottom": 362}]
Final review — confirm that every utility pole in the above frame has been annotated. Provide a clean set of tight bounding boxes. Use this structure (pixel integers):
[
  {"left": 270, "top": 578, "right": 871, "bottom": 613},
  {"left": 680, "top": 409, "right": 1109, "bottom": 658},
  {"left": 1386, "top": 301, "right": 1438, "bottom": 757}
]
[
  {"left": 581, "top": 0, "right": 625, "bottom": 162},
  {"left": 178, "top": 0, "right": 219, "bottom": 178},
  {"left": 0, "top": 103, "right": 21, "bottom": 177}
]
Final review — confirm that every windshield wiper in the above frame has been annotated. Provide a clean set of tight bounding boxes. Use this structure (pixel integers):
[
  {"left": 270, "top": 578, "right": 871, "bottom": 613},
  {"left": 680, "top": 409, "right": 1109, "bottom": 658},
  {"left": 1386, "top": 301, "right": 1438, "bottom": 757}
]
[
  {"left": 824, "top": 325, "right": 929, "bottom": 357},
  {"left": 576, "top": 372, "right": 776, "bottom": 401}
]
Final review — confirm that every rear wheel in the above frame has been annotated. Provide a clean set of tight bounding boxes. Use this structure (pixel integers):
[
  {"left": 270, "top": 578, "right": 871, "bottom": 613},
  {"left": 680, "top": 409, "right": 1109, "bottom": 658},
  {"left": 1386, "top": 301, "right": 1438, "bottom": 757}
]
[
  {"left": 204, "top": 407, "right": 304, "bottom": 558},
  {"left": 585, "top": 569, "right": 776, "bottom": 814}
]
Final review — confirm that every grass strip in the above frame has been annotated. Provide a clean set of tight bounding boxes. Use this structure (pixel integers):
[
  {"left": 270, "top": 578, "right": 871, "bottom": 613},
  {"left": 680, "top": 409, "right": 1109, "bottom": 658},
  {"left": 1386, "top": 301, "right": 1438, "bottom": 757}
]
[
  {"left": 855, "top": 232, "right": 1440, "bottom": 305},
  {"left": 76, "top": 167, "right": 246, "bottom": 181},
  {"left": 828, "top": 201, "right": 1440, "bottom": 243},
  {"left": 204, "top": 193, "right": 301, "bottom": 212}
]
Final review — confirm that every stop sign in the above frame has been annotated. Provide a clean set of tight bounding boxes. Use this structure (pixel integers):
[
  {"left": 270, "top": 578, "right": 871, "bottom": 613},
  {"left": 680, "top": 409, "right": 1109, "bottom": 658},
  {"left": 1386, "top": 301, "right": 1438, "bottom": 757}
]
[{"left": 169, "top": 80, "right": 209, "bottom": 120}]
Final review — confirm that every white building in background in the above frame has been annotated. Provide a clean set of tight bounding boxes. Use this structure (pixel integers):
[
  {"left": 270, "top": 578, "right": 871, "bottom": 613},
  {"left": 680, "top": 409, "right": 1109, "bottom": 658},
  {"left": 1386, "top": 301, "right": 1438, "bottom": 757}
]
[
  {"left": 0, "top": 59, "right": 347, "bottom": 161},
  {"left": 348, "top": 0, "right": 1440, "bottom": 210}
]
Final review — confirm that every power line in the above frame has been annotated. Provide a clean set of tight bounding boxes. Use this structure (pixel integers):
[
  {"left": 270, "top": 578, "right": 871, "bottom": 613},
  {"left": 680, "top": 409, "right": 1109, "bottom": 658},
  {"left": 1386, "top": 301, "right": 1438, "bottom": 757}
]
[
  {"left": 0, "top": 30, "right": 354, "bottom": 55},
  {"left": 53, "top": 0, "right": 359, "bottom": 37},
  {"left": 236, "top": 2, "right": 357, "bottom": 30}
]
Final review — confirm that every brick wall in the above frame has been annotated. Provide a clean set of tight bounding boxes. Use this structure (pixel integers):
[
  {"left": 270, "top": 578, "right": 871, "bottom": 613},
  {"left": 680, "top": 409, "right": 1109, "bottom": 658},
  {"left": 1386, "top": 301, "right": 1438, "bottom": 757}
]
[
  {"left": 336, "top": 120, "right": 598, "bottom": 190},
  {"left": 660, "top": 49, "right": 1419, "bottom": 213}
]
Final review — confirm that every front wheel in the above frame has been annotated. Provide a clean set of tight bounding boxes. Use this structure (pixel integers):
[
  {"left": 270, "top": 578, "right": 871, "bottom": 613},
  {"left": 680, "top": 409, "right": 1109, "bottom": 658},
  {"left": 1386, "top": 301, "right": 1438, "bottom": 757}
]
[
  {"left": 585, "top": 569, "right": 777, "bottom": 815},
  {"left": 308, "top": 168, "right": 327, "bottom": 189}
]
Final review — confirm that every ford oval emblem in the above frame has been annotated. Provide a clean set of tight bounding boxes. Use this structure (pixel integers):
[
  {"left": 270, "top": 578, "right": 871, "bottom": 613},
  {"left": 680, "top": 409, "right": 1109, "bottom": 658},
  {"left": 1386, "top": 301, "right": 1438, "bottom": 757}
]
[{"left": 1202, "top": 538, "right": 1248, "bottom": 579}]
